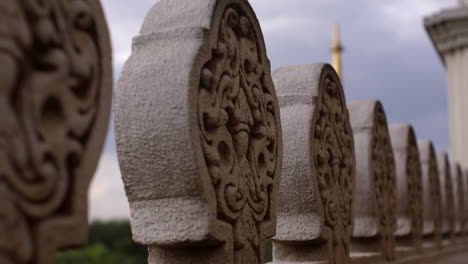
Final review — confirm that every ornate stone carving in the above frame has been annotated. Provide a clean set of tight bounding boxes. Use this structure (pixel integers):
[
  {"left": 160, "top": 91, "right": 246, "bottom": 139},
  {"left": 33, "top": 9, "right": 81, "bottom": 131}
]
[
  {"left": 418, "top": 140, "right": 443, "bottom": 248},
  {"left": 437, "top": 152, "right": 455, "bottom": 241},
  {"left": 347, "top": 100, "right": 396, "bottom": 261},
  {"left": 0, "top": 0, "right": 112, "bottom": 263},
  {"left": 114, "top": 0, "right": 281, "bottom": 263},
  {"left": 270, "top": 64, "right": 355, "bottom": 264},
  {"left": 389, "top": 124, "right": 423, "bottom": 251}
]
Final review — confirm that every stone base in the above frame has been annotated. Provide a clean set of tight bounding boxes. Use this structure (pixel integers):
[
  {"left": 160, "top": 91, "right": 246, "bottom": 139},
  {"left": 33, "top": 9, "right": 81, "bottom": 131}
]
[{"left": 351, "top": 244, "right": 468, "bottom": 264}]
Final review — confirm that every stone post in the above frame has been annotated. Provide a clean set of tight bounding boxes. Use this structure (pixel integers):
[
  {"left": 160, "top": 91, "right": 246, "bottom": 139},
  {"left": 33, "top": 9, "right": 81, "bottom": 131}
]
[
  {"left": 0, "top": 0, "right": 113, "bottom": 263},
  {"left": 451, "top": 163, "right": 465, "bottom": 240},
  {"left": 271, "top": 64, "right": 355, "bottom": 264},
  {"left": 437, "top": 152, "right": 456, "bottom": 243},
  {"left": 425, "top": 5, "right": 468, "bottom": 168},
  {"left": 389, "top": 124, "right": 423, "bottom": 252},
  {"left": 114, "top": 0, "right": 282, "bottom": 263},
  {"left": 347, "top": 100, "right": 397, "bottom": 261},
  {"left": 418, "top": 140, "right": 443, "bottom": 249}
]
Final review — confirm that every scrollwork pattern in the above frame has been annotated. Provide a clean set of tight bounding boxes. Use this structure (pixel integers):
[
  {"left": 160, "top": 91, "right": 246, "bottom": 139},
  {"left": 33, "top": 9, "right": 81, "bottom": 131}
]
[
  {"left": 372, "top": 105, "right": 396, "bottom": 261},
  {"left": 314, "top": 75, "right": 355, "bottom": 264},
  {"left": 0, "top": 0, "right": 109, "bottom": 263},
  {"left": 197, "top": 5, "right": 279, "bottom": 264}
]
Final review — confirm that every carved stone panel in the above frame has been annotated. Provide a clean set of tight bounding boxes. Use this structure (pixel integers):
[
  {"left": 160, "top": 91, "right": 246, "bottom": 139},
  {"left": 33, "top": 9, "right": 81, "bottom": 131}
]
[
  {"left": 389, "top": 124, "right": 423, "bottom": 251},
  {"left": 347, "top": 100, "right": 397, "bottom": 261},
  {"left": 451, "top": 163, "right": 465, "bottom": 238},
  {"left": 437, "top": 152, "right": 455, "bottom": 241},
  {"left": 0, "top": 0, "right": 113, "bottom": 263},
  {"left": 418, "top": 140, "right": 442, "bottom": 248},
  {"left": 114, "top": 0, "right": 282, "bottom": 263},
  {"left": 271, "top": 64, "right": 355, "bottom": 264}
]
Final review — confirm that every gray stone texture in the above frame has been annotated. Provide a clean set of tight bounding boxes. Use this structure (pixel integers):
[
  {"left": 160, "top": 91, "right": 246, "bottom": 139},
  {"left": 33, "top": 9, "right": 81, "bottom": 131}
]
[
  {"left": 271, "top": 63, "right": 355, "bottom": 264},
  {"left": 0, "top": 0, "right": 113, "bottom": 263},
  {"left": 114, "top": 0, "right": 282, "bottom": 263},
  {"left": 348, "top": 100, "right": 397, "bottom": 261},
  {"left": 436, "top": 152, "right": 456, "bottom": 242},
  {"left": 389, "top": 124, "right": 423, "bottom": 251},
  {"left": 418, "top": 140, "right": 443, "bottom": 249}
]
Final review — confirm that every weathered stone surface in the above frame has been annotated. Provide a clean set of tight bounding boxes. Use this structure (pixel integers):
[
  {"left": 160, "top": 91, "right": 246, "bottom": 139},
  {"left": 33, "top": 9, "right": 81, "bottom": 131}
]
[
  {"left": 451, "top": 163, "right": 465, "bottom": 239},
  {"left": 437, "top": 152, "right": 455, "bottom": 241},
  {"left": 114, "top": 0, "right": 282, "bottom": 263},
  {"left": 389, "top": 124, "right": 423, "bottom": 251},
  {"left": 418, "top": 140, "right": 443, "bottom": 248},
  {"left": 271, "top": 63, "right": 355, "bottom": 264},
  {"left": 0, "top": 0, "right": 113, "bottom": 263},
  {"left": 348, "top": 100, "right": 397, "bottom": 261}
]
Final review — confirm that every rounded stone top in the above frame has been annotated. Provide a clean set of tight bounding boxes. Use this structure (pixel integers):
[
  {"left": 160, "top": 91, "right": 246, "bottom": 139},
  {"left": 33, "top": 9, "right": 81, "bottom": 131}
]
[
  {"left": 273, "top": 63, "right": 326, "bottom": 96},
  {"left": 389, "top": 124, "right": 416, "bottom": 150}
]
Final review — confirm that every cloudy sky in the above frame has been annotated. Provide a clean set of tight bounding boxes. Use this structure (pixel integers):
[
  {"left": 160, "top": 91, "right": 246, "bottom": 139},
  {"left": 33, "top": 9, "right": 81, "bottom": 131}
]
[{"left": 89, "top": 0, "right": 458, "bottom": 219}]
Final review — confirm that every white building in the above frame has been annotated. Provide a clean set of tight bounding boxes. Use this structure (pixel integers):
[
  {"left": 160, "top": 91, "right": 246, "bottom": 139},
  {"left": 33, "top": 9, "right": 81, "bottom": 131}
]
[{"left": 425, "top": 2, "right": 468, "bottom": 168}]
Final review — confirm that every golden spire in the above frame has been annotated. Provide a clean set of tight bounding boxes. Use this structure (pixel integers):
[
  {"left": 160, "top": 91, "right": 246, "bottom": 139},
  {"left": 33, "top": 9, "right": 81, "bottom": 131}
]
[{"left": 331, "top": 24, "right": 344, "bottom": 78}]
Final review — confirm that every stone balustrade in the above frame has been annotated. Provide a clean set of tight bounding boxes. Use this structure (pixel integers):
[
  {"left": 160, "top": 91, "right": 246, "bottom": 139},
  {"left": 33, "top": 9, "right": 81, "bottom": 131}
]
[
  {"left": 115, "top": 0, "right": 282, "bottom": 263},
  {"left": 347, "top": 100, "right": 397, "bottom": 262},
  {"left": 389, "top": 124, "right": 423, "bottom": 252},
  {"left": 437, "top": 151, "right": 456, "bottom": 243},
  {"left": 2, "top": 0, "right": 468, "bottom": 264},
  {"left": 271, "top": 63, "right": 355, "bottom": 264},
  {"left": 418, "top": 140, "right": 443, "bottom": 249}
]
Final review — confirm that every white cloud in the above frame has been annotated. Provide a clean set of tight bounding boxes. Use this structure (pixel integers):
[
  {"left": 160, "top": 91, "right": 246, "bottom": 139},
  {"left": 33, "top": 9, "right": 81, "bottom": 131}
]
[{"left": 378, "top": 0, "right": 456, "bottom": 44}]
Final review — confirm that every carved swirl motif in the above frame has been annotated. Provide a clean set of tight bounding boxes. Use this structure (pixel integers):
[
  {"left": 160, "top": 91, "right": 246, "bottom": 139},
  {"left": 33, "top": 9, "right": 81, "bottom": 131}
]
[
  {"left": 198, "top": 6, "right": 279, "bottom": 264},
  {"left": 314, "top": 75, "right": 355, "bottom": 264},
  {"left": 372, "top": 105, "right": 396, "bottom": 261},
  {"left": 0, "top": 0, "right": 109, "bottom": 263},
  {"left": 406, "top": 132, "right": 423, "bottom": 249}
]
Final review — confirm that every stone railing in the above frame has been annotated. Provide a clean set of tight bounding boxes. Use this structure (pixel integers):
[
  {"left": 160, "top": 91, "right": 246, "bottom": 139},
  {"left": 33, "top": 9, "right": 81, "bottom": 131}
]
[
  {"left": 2, "top": 0, "right": 468, "bottom": 264},
  {"left": 113, "top": 1, "right": 468, "bottom": 264}
]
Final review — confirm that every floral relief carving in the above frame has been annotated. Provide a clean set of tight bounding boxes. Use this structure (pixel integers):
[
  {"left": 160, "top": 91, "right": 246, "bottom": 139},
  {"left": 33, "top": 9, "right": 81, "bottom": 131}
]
[
  {"left": 197, "top": 5, "right": 280, "bottom": 264},
  {"left": 372, "top": 104, "right": 397, "bottom": 261},
  {"left": 0, "top": 0, "right": 111, "bottom": 263},
  {"left": 314, "top": 75, "right": 355, "bottom": 264}
]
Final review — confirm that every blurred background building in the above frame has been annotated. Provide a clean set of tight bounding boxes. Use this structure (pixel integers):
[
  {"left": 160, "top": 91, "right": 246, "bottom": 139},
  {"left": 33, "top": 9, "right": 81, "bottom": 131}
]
[{"left": 425, "top": 1, "right": 468, "bottom": 168}]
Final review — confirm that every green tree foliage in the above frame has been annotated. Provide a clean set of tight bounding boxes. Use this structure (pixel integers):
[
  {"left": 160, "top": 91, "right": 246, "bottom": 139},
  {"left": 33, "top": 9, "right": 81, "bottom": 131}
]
[
  {"left": 56, "top": 220, "right": 147, "bottom": 264},
  {"left": 56, "top": 220, "right": 274, "bottom": 263}
]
